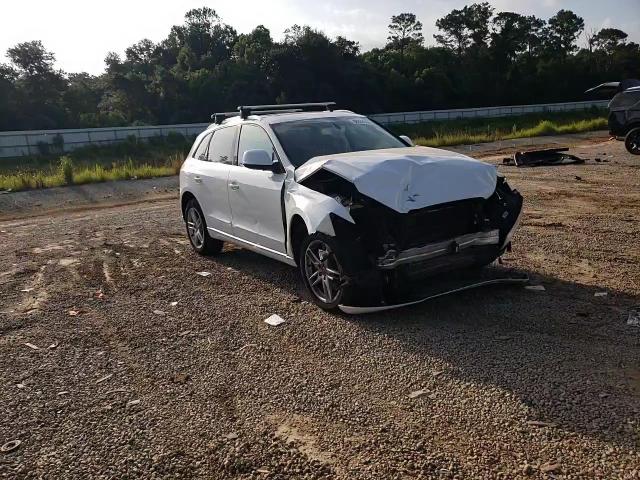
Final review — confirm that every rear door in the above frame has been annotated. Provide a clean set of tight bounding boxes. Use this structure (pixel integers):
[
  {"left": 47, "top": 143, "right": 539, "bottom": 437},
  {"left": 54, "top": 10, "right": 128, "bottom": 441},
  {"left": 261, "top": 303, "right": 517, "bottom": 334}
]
[
  {"left": 228, "top": 124, "right": 287, "bottom": 253},
  {"left": 190, "top": 126, "right": 237, "bottom": 235}
]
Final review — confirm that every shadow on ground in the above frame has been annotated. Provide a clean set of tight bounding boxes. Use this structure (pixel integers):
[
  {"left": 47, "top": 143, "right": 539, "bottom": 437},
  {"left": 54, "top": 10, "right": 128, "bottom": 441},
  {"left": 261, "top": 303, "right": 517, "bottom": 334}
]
[{"left": 208, "top": 245, "right": 640, "bottom": 450}]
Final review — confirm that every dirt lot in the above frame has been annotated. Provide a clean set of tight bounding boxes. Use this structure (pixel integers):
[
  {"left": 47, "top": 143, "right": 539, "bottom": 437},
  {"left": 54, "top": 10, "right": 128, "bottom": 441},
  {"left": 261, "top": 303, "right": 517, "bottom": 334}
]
[{"left": 0, "top": 137, "right": 639, "bottom": 479}]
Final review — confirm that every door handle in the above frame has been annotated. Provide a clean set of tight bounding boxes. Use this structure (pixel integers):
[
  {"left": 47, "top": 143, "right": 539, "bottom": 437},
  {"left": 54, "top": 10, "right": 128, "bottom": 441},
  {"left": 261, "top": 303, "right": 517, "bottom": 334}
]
[
  {"left": 194, "top": 175, "right": 203, "bottom": 184},
  {"left": 229, "top": 182, "right": 240, "bottom": 191}
]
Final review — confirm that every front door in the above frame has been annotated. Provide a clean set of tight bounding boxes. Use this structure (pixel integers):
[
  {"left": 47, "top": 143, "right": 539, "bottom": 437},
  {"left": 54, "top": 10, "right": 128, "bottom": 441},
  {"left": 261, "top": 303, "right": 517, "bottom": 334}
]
[{"left": 228, "top": 124, "right": 287, "bottom": 253}]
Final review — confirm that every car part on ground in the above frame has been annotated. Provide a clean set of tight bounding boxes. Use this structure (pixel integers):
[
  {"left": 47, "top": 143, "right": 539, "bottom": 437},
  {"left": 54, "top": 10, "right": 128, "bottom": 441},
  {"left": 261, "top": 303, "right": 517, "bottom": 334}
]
[
  {"left": 338, "top": 267, "right": 529, "bottom": 314},
  {"left": 502, "top": 147, "right": 585, "bottom": 167}
]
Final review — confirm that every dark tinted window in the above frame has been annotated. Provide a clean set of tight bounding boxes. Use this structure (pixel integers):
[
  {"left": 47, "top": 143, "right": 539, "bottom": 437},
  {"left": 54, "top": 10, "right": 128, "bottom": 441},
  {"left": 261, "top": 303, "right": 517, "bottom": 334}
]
[
  {"left": 193, "top": 133, "right": 212, "bottom": 161},
  {"left": 207, "top": 127, "right": 237, "bottom": 164},
  {"left": 238, "top": 125, "right": 276, "bottom": 166},
  {"left": 272, "top": 116, "right": 405, "bottom": 168}
]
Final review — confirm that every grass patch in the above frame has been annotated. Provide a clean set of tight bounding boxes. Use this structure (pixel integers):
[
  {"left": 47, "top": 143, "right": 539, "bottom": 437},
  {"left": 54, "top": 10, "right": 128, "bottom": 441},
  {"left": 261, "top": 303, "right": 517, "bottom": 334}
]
[
  {"left": 0, "top": 136, "right": 189, "bottom": 192},
  {"left": 390, "top": 109, "right": 608, "bottom": 147}
]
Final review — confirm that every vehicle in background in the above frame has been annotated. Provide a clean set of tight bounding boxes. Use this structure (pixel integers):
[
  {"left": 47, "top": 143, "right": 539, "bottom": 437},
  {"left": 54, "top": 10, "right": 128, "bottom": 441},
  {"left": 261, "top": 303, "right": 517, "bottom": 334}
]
[
  {"left": 179, "top": 103, "right": 523, "bottom": 311},
  {"left": 586, "top": 79, "right": 640, "bottom": 155}
]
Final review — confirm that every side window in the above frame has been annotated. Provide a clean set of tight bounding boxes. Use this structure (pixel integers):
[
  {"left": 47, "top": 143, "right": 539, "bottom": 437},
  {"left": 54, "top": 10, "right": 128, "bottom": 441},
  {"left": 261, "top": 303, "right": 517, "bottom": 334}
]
[
  {"left": 207, "top": 127, "right": 237, "bottom": 164},
  {"left": 238, "top": 125, "right": 277, "bottom": 166},
  {"left": 193, "top": 133, "right": 212, "bottom": 161}
]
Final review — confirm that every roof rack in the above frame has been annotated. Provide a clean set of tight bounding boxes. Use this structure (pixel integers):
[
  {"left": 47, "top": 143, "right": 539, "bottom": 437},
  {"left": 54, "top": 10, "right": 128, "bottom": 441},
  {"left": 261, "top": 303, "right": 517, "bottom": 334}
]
[
  {"left": 239, "top": 102, "right": 335, "bottom": 119},
  {"left": 211, "top": 111, "right": 239, "bottom": 124},
  {"left": 211, "top": 102, "right": 336, "bottom": 124}
]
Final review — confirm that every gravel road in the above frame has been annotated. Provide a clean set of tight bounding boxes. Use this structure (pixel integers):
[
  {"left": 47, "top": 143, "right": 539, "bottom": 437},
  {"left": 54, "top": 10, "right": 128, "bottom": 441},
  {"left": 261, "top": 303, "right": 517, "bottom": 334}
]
[{"left": 1, "top": 138, "right": 639, "bottom": 479}]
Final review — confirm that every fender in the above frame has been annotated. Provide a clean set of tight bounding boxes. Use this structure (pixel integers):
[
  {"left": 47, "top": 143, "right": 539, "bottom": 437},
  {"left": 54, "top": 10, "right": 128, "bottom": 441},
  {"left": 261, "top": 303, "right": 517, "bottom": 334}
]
[{"left": 284, "top": 181, "right": 355, "bottom": 256}]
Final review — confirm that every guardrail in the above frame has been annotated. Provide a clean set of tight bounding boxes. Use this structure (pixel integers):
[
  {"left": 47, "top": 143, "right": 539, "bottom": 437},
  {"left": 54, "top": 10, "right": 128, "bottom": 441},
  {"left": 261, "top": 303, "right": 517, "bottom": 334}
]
[{"left": 0, "top": 99, "right": 609, "bottom": 159}]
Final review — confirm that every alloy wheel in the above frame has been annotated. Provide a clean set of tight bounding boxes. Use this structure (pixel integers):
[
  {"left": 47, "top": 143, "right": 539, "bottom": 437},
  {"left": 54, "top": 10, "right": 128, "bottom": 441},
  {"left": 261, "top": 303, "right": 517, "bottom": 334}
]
[
  {"left": 304, "top": 240, "right": 344, "bottom": 305},
  {"left": 627, "top": 130, "right": 640, "bottom": 155}
]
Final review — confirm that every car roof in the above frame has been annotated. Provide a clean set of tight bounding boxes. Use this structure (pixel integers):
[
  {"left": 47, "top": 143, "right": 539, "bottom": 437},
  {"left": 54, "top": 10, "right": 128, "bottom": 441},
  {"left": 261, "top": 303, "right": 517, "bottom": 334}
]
[{"left": 207, "top": 110, "right": 363, "bottom": 130}]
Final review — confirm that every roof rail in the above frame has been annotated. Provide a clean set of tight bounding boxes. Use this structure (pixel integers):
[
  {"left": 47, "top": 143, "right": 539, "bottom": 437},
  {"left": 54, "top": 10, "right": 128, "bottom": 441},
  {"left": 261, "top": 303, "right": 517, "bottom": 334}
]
[
  {"left": 238, "top": 102, "right": 336, "bottom": 119},
  {"left": 211, "top": 111, "right": 240, "bottom": 124}
]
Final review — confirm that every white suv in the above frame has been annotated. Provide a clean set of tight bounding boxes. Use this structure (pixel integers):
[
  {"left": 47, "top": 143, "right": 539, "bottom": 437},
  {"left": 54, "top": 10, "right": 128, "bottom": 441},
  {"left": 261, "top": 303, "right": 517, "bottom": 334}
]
[{"left": 180, "top": 103, "right": 522, "bottom": 311}]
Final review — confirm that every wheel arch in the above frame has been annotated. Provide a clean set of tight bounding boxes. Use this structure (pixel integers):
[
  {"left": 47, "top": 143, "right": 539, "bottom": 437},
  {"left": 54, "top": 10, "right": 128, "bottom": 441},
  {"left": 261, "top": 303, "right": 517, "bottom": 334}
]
[
  {"left": 180, "top": 191, "right": 197, "bottom": 220},
  {"left": 289, "top": 214, "right": 309, "bottom": 264}
]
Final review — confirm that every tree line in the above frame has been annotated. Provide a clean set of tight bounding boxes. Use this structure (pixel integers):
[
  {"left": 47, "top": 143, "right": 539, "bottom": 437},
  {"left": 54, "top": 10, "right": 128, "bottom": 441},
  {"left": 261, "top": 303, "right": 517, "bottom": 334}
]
[{"left": 0, "top": 3, "right": 638, "bottom": 131}]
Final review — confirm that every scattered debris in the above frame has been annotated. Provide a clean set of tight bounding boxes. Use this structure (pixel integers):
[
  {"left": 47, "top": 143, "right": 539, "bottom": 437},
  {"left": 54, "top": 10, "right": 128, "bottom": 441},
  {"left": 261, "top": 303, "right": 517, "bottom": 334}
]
[
  {"left": 170, "top": 301, "right": 178, "bottom": 307},
  {"left": 24, "top": 342, "right": 40, "bottom": 350},
  {"left": 540, "top": 462, "right": 561, "bottom": 474},
  {"left": 48, "top": 343, "right": 58, "bottom": 350},
  {"left": 16, "top": 383, "right": 25, "bottom": 389},
  {"left": 525, "top": 285, "right": 546, "bottom": 291},
  {"left": 172, "top": 372, "right": 190, "bottom": 384},
  {"left": 256, "top": 468, "right": 271, "bottom": 474},
  {"left": 153, "top": 310, "right": 166, "bottom": 316},
  {"left": 408, "top": 388, "right": 427, "bottom": 399},
  {"left": 574, "top": 175, "right": 583, "bottom": 181},
  {"left": 264, "top": 314, "right": 286, "bottom": 326},
  {"left": 68, "top": 310, "right": 80, "bottom": 316},
  {"left": 94, "top": 290, "right": 106, "bottom": 300},
  {"left": 225, "top": 432, "right": 239, "bottom": 440},
  {"left": 594, "top": 291, "right": 608, "bottom": 297},
  {"left": 126, "top": 399, "right": 141, "bottom": 407},
  {"left": 196, "top": 271, "right": 212, "bottom": 277},
  {"left": 20, "top": 287, "right": 34, "bottom": 293},
  {"left": 1, "top": 439, "right": 22, "bottom": 453},
  {"left": 432, "top": 370, "right": 444, "bottom": 378},
  {"left": 599, "top": 392, "right": 610, "bottom": 399},
  {"left": 526, "top": 420, "right": 556, "bottom": 428},
  {"left": 57, "top": 391, "right": 69, "bottom": 396},
  {"left": 178, "top": 330, "right": 191, "bottom": 337},
  {"left": 503, "top": 148, "right": 585, "bottom": 167},
  {"left": 627, "top": 307, "right": 640, "bottom": 327},
  {"left": 95, "top": 374, "right": 113, "bottom": 384},
  {"left": 237, "top": 343, "right": 258, "bottom": 352}
]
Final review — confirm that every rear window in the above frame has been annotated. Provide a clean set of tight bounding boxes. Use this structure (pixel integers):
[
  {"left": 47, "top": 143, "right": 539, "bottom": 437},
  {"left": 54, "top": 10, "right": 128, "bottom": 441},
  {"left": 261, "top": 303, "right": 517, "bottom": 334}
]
[
  {"left": 207, "top": 127, "right": 238, "bottom": 164},
  {"left": 192, "top": 133, "right": 212, "bottom": 161}
]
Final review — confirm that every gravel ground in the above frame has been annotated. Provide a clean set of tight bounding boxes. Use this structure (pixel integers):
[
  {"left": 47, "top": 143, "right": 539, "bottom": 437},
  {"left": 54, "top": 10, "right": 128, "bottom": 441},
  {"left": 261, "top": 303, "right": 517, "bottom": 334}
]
[{"left": 0, "top": 138, "right": 639, "bottom": 479}]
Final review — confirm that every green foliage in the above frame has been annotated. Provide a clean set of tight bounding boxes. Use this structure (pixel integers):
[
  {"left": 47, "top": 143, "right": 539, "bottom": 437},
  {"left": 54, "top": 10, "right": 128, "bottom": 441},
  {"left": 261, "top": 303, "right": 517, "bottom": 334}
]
[{"left": 58, "top": 155, "right": 74, "bottom": 185}]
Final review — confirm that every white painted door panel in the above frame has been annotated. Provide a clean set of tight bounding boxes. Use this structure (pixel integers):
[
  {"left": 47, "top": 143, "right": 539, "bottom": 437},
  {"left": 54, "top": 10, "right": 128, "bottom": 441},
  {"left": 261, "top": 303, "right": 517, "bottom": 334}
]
[
  {"left": 228, "top": 165, "right": 286, "bottom": 253},
  {"left": 190, "top": 161, "right": 232, "bottom": 234}
]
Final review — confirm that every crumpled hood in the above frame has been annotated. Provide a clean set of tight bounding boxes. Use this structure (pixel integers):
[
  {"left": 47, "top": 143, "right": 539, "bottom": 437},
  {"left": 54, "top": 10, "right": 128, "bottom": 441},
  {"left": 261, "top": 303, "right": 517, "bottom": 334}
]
[{"left": 295, "top": 146, "right": 498, "bottom": 213}]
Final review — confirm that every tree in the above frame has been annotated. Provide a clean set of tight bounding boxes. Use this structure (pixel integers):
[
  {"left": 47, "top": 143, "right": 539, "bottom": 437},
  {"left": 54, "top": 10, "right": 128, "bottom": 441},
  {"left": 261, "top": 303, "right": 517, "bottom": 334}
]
[
  {"left": 545, "top": 9, "right": 584, "bottom": 55},
  {"left": 593, "top": 28, "right": 628, "bottom": 54},
  {"left": 387, "top": 13, "right": 424, "bottom": 57},
  {"left": 464, "top": 2, "right": 493, "bottom": 48},
  {"left": 434, "top": 8, "right": 468, "bottom": 54}
]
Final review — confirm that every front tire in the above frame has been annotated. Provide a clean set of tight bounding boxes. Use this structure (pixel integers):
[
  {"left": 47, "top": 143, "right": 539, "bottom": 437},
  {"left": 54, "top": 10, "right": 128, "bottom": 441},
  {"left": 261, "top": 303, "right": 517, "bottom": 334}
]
[
  {"left": 184, "top": 199, "right": 223, "bottom": 256},
  {"left": 625, "top": 127, "right": 640, "bottom": 155},
  {"left": 299, "top": 233, "right": 353, "bottom": 311}
]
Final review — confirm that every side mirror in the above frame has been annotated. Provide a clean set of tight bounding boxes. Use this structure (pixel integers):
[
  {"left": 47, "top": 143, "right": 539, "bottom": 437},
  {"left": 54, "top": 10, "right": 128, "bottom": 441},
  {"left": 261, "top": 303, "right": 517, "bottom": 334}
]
[
  {"left": 242, "top": 149, "right": 274, "bottom": 170},
  {"left": 399, "top": 135, "right": 414, "bottom": 146}
]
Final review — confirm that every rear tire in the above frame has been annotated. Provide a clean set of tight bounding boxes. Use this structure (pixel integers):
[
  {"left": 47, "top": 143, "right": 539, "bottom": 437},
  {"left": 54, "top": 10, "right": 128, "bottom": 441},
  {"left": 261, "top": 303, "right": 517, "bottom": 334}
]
[
  {"left": 184, "top": 199, "right": 223, "bottom": 256},
  {"left": 625, "top": 127, "right": 640, "bottom": 155}
]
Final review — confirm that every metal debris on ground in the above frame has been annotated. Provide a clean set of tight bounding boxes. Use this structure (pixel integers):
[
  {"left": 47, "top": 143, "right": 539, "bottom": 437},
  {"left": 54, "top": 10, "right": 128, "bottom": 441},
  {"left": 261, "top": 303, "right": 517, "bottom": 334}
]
[
  {"left": 196, "top": 271, "right": 212, "bottom": 277},
  {"left": 1, "top": 440, "right": 22, "bottom": 453},
  {"left": 503, "top": 148, "right": 585, "bottom": 167},
  {"left": 264, "top": 314, "right": 286, "bottom": 326},
  {"left": 594, "top": 291, "right": 608, "bottom": 297},
  {"left": 525, "top": 285, "right": 546, "bottom": 291},
  {"left": 408, "top": 388, "right": 427, "bottom": 399},
  {"left": 153, "top": 310, "right": 166, "bottom": 316},
  {"left": 170, "top": 301, "right": 178, "bottom": 307},
  {"left": 126, "top": 399, "right": 141, "bottom": 407},
  {"left": 95, "top": 374, "right": 113, "bottom": 384},
  {"left": 627, "top": 307, "right": 640, "bottom": 327},
  {"left": 24, "top": 342, "right": 40, "bottom": 350}
]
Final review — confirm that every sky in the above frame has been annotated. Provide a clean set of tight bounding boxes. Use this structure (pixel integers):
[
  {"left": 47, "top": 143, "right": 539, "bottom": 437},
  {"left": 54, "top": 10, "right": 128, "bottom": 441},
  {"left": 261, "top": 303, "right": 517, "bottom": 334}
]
[{"left": 1, "top": 0, "right": 638, "bottom": 75}]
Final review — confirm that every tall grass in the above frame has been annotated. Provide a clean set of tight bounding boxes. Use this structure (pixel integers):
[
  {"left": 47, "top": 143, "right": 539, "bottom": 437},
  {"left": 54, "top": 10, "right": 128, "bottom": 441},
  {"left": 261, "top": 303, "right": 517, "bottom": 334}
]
[{"left": 392, "top": 109, "right": 608, "bottom": 147}]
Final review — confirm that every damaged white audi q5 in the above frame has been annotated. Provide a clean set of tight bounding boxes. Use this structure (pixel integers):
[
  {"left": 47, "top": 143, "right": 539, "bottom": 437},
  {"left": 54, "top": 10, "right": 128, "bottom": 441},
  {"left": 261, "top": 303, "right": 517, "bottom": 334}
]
[{"left": 180, "top": 103, "right": 523, "bottom": 311}]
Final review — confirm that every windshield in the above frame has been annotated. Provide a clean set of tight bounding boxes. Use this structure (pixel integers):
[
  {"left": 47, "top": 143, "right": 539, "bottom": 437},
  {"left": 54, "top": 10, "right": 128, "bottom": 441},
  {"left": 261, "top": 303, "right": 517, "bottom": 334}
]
[{"left": 271, "top": 116, "right": 406, "bottom": 168}]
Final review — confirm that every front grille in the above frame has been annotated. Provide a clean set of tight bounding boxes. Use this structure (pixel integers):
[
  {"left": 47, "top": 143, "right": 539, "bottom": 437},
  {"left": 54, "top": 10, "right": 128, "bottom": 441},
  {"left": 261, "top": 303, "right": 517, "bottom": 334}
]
[{"left": 389, "top": 199, "right": 483, "bottom": 249}]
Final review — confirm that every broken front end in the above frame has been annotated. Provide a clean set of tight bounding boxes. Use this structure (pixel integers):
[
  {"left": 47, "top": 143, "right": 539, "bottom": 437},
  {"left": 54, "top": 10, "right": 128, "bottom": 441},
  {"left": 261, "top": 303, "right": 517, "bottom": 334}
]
[{"left": 301, "top": 170, "right": 523, "bottom": 297}]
